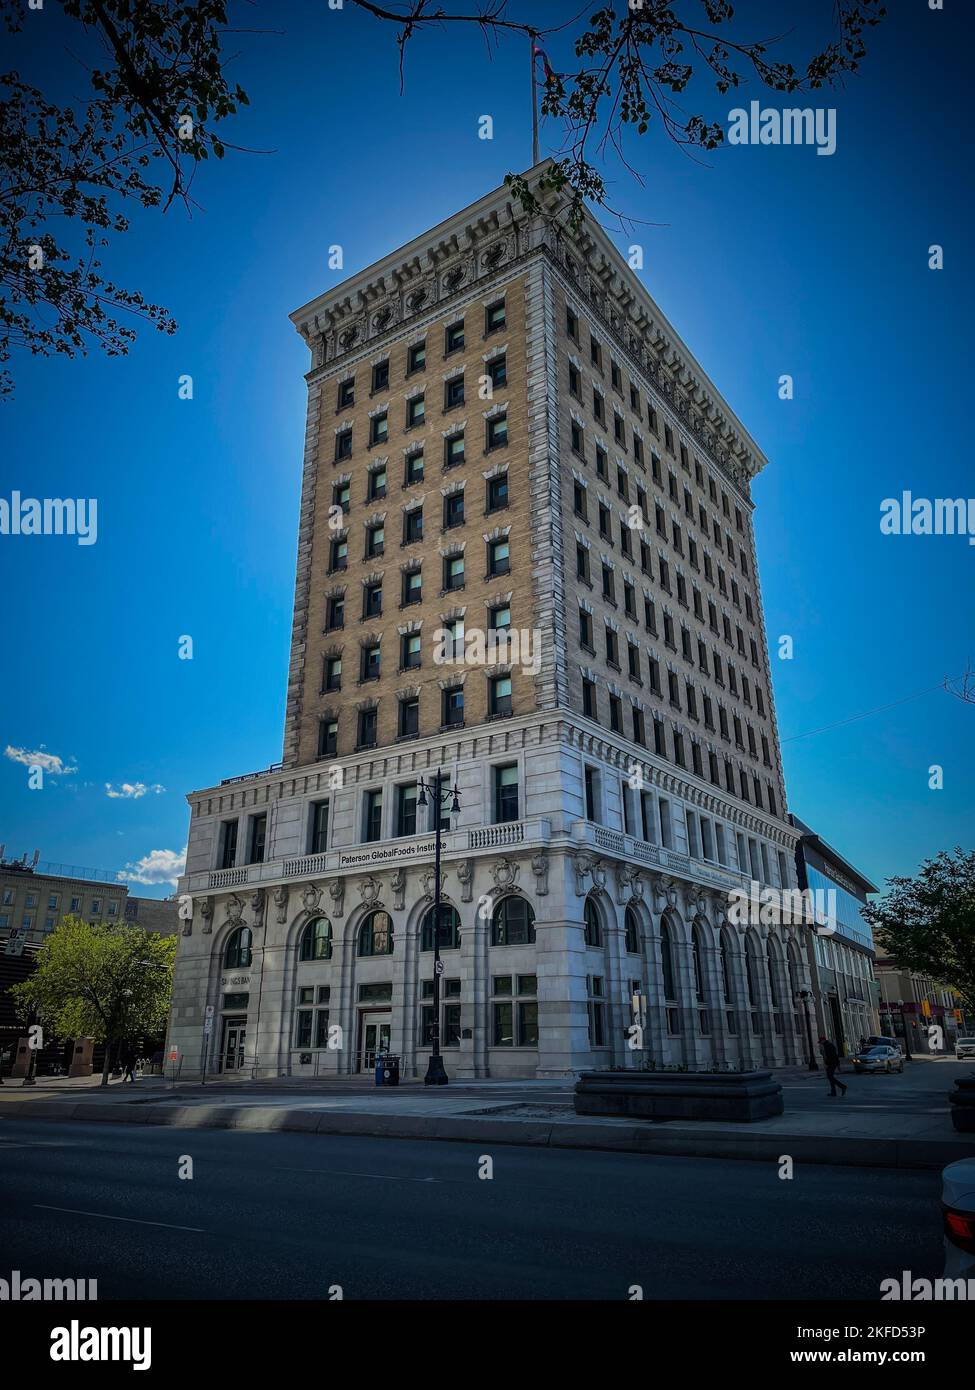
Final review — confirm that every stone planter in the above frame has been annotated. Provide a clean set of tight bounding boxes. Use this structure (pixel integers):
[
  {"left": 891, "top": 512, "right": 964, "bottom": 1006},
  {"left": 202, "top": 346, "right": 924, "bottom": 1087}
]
[
  {"left": 949, "top": 1074, "right": 975, "bottom": 1133},
  {"left": 574, "top": 1069, "right": 784, "bottom": 1123}
]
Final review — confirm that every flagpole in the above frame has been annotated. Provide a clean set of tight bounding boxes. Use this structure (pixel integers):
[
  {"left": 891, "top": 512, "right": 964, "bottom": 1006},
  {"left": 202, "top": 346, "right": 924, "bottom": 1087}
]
[{"left": 530, "top": 33, "right": 539, "bottom": 165}]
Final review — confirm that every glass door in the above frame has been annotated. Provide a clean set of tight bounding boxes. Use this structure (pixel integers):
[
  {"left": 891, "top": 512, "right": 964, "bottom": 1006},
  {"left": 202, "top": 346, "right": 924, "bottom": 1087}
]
[
  {"left": 360, "top": 1015, "right": 392, "bottom": 1072},
  {"left": 221, "top": 1018, "right": 247, "bottom": 1072}
]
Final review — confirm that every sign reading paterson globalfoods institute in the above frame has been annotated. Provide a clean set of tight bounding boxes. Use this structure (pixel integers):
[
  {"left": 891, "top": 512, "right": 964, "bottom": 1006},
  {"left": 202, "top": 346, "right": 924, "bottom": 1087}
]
[{"left": 339, "top": 840, "right": 437, "bottom": 869}]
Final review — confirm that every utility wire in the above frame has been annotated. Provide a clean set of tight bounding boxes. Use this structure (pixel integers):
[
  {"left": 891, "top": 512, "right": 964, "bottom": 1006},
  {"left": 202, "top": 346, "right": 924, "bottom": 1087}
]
[{"left": 781, "top": 677, "right": 960, "bottom": 744}]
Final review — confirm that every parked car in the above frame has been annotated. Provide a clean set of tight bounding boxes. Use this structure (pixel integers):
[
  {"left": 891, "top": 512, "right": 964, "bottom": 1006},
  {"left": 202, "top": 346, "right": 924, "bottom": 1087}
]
[
  {"left": 942, "top": 1157, "right": 975, "bottom": 1279},
  {"left": 955, "top": 1037, "right": 975, "bottom": 1060},
  {"left": 852, "top": 1044, "right": 904, "bottom": 1074}
]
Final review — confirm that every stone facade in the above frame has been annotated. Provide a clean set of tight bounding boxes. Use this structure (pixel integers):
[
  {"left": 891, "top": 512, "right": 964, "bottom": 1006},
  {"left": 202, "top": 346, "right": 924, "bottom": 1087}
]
[{"left": 170, "top": 161, "right": 812, "bottom": 1080}]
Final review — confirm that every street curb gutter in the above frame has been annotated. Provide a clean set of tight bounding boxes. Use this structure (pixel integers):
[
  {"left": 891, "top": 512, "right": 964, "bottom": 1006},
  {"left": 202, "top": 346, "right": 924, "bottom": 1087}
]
[{"left": 2, "top": 1099, "right": 973, "bottom": 1169}]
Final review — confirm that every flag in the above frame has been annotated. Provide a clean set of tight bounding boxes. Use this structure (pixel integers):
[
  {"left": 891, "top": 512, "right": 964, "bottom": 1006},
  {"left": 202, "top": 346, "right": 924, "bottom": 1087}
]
[{"left": 532, "top": 43, "right": 555, "bottom": 82}]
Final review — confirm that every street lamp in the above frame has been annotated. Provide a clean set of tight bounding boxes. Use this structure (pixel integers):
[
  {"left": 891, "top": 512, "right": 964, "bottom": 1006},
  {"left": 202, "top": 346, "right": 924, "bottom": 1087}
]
[
  {"left": 795, "top": 990, "right": 819, "bottom": 1072},
  {"left": 416, "top": 770, "right": 461, "bottom": 1087}
]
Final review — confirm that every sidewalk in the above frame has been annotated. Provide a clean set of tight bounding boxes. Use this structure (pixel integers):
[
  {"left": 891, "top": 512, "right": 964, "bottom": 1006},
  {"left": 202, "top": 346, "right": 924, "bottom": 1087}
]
[{"left": 2, "top": 1062, "right": 972, "bottom": 1169}]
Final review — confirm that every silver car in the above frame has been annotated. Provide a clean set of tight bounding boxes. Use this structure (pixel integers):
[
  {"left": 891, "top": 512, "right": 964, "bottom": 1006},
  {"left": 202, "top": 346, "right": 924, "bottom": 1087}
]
[
  {"left": 852, "top": 1044, "right": 904, "bottom": 1074},
  {"left": 956, "top": 1037, "right": 975, "bottom": 1060}
]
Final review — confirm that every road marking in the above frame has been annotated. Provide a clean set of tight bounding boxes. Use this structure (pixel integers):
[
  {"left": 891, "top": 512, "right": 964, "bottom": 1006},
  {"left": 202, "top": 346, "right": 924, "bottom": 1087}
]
[
  {"left": 34, "top": 1204, "right": 206, "bottom": 1232},
  {"left": 272, "top": 1166, "right": 440, "bottom": 1183}
]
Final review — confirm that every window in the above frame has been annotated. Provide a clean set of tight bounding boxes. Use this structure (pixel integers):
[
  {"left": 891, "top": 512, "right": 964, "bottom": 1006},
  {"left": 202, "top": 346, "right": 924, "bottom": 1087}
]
[
  {"left": 486, "top": 413, "right": 508, "bottom": 450},
  {"left": 328, "top": 537, "right": 348, "bottom": 572},
  {"left": 494, "top": 763, "right": 519, "bottom": 822},
  {"left": 489, "top": 603, "right": 511, "bottom": 633},
  {"left": 625, "top": 905, "right": 640, "bottom": 954},
  {"left": 398, "top": 696, "right": 419, "bottom": 738},
  {"left": 404, "top": 507, "right": 423, "bottom": 544},
  {"left": 370, "top": 412, "right": 388, "bottom": 446},
  {"left": 445, "top": 431, "right": 465, "bottom": 468},
  {"left": 408, "top": 341, "right": 426, "bottom": 374},
  {"left": 400, "top": 632, "right": 421, "bottom": 670},
  {"left": 584, "top": 898, "right": 602, "bottom": 947},
  {"left": 421, "top": 903, "right": 461, "bottom": 951},
  {"left": 660, "top": 921, "right": 677, "bottom": 1003},
  {"left": 309, "top": 800, "right": 330, "bottom": 854},
  {"left": 335, "top": 428, "right": 352, "bottom": 462},
  {"left": 492, "top": 974, "right": 538, "bottom": 1046},
  {"left": 443, "top": 554, "right": 465, "bottom": 591},
  {"left": 486, "top": 473, "right": 508, "bottom": 513},
  {"left": 566, "top": 305, "right": 579, "bottom": 340},
  {"left": 402, "top": 568, "right": 422, "bottom": 606},
  {"left": 405, "top": 449, "right": 424, "bottom": 484},
  {"left": 488, "top": 354, "right": 507, "bottom": 391},
  {"left": 407, "top": 393, "right": 425, "bottom": 427},
  {"left": 445, "top": 374, "right": 465, "bottom": 409},
  {"left": 587, "top": 975, "right": 605, "bottom": 1046},
  {"left": 358, "top": 909, "right": 393, "bottom": 956},
  {"left": 325, "top": 594, "right": 344, "bottom": 630},
  {"left": 582, "top": 678, "right": 597, "bottom": 719},
  {"left": 445, "top": 319, "right": 465, "bottom": 354},
  {"left": 485, "top": 300, "right": 506, "bottom": 333},
  {"left": 363, "top": 580, "right": 382, "bottom": 618},
  {"left": 300, "top": 918, "right": 333, "bottom": 962},
  {"left": 371, "top": 359, "right": 389, "bottom": 392},
  {"left": 489, "top": 674, "right": 512, "bottom": 717},
  {"left": 218, "top": 819, "right": 239, "bottom": 870},
  {"left": 442, "top": 684, "right": 465, "bottom": 727},
  {"left": 443, "top": 491, "right": 465, "bottom": 529},
  {"left": 366, "top": 523, "right": 384, "bottom": 557},
  {"left": 338, "top": 378, "right": 355, "bottom": 409},
  {"left": 248, "top": 813, "right": 267, "bottom": 864},
  {"left": 363, "top": 789, "right": 383, "bottom": 842},
  {"left": 573, "top": 481, "right": 588, "bottom": 519},
  {"left": 396, "top": 782, "right": 418, "bottom": 836},
  {"left": 333, "top": 479, "right": 350, "bottom": 513},
  {"left": 318, "top": 718, "right": 338, "bottom": 758},
  {"left": 357, "top": 706, "right": 378, "bottom": 746},
  {"left": 579, "top": 608, "right": 593, "bottom": 649},
  {"left": 491, "top": 896, "right": 535, "bottom": 945},
  {"left": 487, "top": 537, "right": 510, "bottom": 576},
  {"left": 225, "top": 926, "right": 252, "bottom": 969}
]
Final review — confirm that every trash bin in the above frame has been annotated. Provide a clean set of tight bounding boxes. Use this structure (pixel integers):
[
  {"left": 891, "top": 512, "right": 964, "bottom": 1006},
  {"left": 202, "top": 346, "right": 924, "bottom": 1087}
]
[
  {"left": 375, "top": 1053, "right": 386, "bottom": 1087},
  {"left": 384, "top": 1055, "right": 400, "bottom": 1087}
]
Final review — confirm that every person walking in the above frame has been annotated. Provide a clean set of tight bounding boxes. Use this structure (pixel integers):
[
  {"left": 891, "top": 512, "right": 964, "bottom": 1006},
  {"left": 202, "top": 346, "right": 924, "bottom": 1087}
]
[
  {"left": 122, "top": 1045, "right": 137, "bottom": 1084},
  {"left": 819, "top": 1035, "right": 847, "bottom": 1096}
]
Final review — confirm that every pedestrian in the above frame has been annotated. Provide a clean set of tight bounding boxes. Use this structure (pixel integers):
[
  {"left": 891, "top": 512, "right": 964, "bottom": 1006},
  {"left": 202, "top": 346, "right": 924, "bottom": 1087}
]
[
  {"left": 122, "top": 1046, "right": 137, "bottom": 1084},
  {"left": 819, "top": 1034, "right": 847, "bottom": 1097},
  {"left": 857, "top": 1035, "right": 867, "bottom": 1055}
]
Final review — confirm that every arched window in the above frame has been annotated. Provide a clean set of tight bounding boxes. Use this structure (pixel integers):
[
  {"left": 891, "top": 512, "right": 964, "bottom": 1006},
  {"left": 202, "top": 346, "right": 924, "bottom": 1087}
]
[
  {"left": 692, "top": 926, "right": 707, "bottom": 1004},
  {"left": 660, "top": 920, "right": 677, "bottom": 1001},
  {"left": 766, "top": 939, "right": 780, "bottom": 1007},
  {"left": 358, "top": 909, "right": 393, "bottom": 957},
  {"left": 491, "top": 896, "right": 535, "bottom": 946},
  {"left": 224, "top": 926, "right": 252, "bottom": 969},
  {"left": 624, "top": 904, "right": 641, "bottom": 954},
  {"left": 720, "top": 928, "right": 734, "bottom": 1002},
  {"left": 787, "top": 943, "right": 801, "bottom": 998},
  {"left": 584, "top": 898, "right": 602, "bottom": 947},
  {"left": 421, "top": 903, "right": 461, "bottom": 951},
  {"left": 300, "top": 917, "right": 332, "bottom": 962},
  {"left": 745, "top": 935, "right": 760, "bottom": 1008}
]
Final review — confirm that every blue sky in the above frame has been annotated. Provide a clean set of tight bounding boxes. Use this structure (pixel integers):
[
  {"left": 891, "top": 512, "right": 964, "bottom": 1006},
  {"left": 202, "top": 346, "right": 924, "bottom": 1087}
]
[{"left": 1, "top": 0, "right": 971, "bottom": 896}]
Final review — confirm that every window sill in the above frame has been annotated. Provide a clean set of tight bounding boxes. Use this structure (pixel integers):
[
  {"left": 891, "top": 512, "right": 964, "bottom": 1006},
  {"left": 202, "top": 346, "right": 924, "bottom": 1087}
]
[{"left": 440, "top": 721, "right": 465, "bottom": 732}]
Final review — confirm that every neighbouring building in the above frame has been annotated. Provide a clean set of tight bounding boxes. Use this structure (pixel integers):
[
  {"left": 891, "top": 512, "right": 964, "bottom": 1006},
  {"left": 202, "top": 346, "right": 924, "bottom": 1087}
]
[
  {"left": 169, "top": 160, "right": 813, "bottom": 1081},
  {"left": 873, "top": 956, "right": 964, "bottom": 1055},
  {"left": 791, "top": 817, "right": 880, "bottom": 1055}
]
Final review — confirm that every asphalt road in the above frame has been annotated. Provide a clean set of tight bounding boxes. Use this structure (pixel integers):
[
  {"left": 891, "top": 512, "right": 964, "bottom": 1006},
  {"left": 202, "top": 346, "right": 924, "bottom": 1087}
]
[{"left": 0, "top": 1116, "right": 946, "bottom": 1300}]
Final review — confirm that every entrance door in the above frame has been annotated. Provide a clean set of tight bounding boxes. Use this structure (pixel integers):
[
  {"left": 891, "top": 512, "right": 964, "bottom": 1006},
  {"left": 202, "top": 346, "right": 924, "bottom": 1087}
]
[
  {"left": 221, "top": 1017, "right": 247, "bottom": 1072},
  {"left": 360, "top": 1014, "right": 392, "bottom": 1072}
]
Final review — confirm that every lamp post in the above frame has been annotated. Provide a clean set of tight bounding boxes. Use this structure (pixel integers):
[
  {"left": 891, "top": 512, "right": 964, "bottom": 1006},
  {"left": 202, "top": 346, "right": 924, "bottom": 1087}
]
[
  {"left": 897, "top": 999, "right": 913, "bottom": 1062},
  {"left": 796, "top": 990, "right": 819, "bottom": 1071},
  {"left": 416, "top": 770, "right": 460, "bottom": 1086}
]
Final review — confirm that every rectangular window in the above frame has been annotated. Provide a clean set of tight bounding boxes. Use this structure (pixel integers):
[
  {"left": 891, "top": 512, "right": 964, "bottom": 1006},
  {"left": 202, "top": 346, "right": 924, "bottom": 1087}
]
[
  {"left": 445, "top": 375, "right": 465, "bottom": 409},
  {"left": 442, "top": 685, "right": 465, "bottom": 728},
  {"left": 318, "top": 718, "right": 338, "bottom": 758},
  {"left": 218, "top": 819, "right": 238, "bottom": 870},
  {"left": 396, "top": 783, "right": 418, "bottom": 837},
  {"left": 494, "top": 763, "right": 519, "bottom": 823},
  {"left": 370, "top": 413, "right": 388, "bottom": 446},
  {"left": 371, "top": 360, "right": 389, "bottom": 392},
  {"left": 399, "top": 696, "right": 419, "bottom": 738},
  {"left": 486, "top": 473, "right": 508, "bottom": 513},
  {"left": 248, "top": 813, "right": 267, "bottom": 864},
  {"left": 408, "top": 341, "right": 426, "bottom": 374},
  {"left": 489, "top": 674, "right": 512, "bottom": 718},
  {"left": 445, "top": 320, "right": 465, "bottom": 354},
  {"left": 485, "top": 300, "right": 506, "bottom": 333},
  {"left": 310, "top": 800, "right": 330, "bottom": 854},
  {"left": 486, "top": 414, "right": 508, "bottom": 450},
  {"left": 363, "top": 790, "right": 383, "bottom": 843}
]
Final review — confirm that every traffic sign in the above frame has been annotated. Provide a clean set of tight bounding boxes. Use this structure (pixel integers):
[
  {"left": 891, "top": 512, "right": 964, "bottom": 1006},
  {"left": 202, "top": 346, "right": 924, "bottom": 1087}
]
[{"left": 434, "top": 959, "right": 445, "bottom": 976}]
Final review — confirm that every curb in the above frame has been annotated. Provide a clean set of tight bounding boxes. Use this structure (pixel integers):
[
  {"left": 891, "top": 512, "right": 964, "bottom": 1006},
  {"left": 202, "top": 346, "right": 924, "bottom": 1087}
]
[{"left": 2, "top": 1098, "right": 973, "bottom": 1169}]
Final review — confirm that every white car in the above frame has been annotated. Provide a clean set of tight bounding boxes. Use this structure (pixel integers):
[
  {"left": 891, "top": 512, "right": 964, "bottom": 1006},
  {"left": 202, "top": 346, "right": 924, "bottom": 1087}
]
[
  {"left": 955, "top": 1037, "right": 975, "bottom": 1060},
  {"left": 943, "top": 1158, "right": 975, "bottom": 1279}
]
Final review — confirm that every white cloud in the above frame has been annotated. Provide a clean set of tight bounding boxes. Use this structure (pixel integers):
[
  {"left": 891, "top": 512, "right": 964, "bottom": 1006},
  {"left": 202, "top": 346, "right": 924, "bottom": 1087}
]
[
  {"left": 118, "top": 846, "right": 186, "bottom": 886},
  {"left": 105, "top": 781, "right": 166, "bottom": 800},
  {"left": 5, "top": 745, "right": 77, "bottom": 776}
]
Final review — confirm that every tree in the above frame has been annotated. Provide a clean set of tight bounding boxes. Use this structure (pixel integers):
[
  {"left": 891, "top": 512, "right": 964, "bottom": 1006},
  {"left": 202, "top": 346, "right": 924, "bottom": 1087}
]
[
  {"left": 0, "top": 0, "right": 250, "bottom": 398},
  {"left": 862, "top": 849, "right": 975, "bottom": 1015},
  {"left": 348, "top": 0, "right": 888, "bottom": 226},
  {"left": 10, "top": 916, "right": 176, "bottom": 1086}
]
